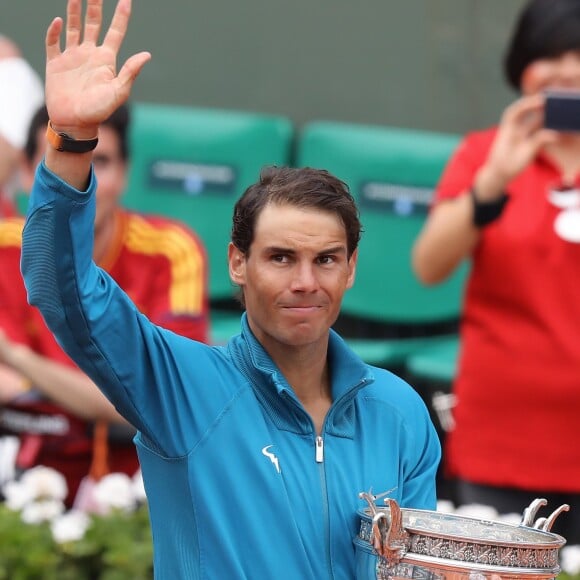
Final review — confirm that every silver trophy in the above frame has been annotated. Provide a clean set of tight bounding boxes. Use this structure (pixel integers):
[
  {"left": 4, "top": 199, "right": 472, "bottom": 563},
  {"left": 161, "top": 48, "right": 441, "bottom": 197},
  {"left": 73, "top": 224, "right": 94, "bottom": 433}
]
[{"left": 356, "top": 492, "right": 569, "bottom": 579}]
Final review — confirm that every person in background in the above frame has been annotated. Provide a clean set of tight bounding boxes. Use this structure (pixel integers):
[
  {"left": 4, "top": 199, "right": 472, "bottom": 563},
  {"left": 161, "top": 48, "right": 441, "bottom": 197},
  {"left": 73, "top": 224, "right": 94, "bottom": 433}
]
[
  {"left": 0, "top": 35, "right": 44, "bottom": 492},
  {"left": 0, "top": 35, "right": 44, "bottom": 217},
  {"left": 21, "top": 0, "right": 440, "bottom": 576},
  {"left": 0, "top": 102, "right": 210, "bottom": 507},
  {"left": 413, "top": 0, "right": 580, "bottom": 543}
]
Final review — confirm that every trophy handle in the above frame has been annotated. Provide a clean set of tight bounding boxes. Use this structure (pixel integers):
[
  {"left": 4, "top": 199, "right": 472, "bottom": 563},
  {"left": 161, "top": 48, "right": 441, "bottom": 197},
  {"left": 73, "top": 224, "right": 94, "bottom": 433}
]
[
  {"left": 371, "top": 498, "right": 409, "bottom": 563},
  {"left": 521, "top": 498, "right": 548, "bottom": 527},
  {"left": 521, "top": 498, "right": 570, "bottom": 532},
  {"left": 540, "top": 504, "right": 570, "bottom": 533}
]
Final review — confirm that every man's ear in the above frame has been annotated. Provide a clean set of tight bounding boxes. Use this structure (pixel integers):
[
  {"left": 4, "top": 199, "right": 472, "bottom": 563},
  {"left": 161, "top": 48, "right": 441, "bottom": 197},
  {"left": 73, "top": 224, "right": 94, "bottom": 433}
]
[
  {"left": 228, "top": 242, "right": 246, "bottom": 285},
  {"left": 346, "top": 248, "right": 358, "bottom": 290}
]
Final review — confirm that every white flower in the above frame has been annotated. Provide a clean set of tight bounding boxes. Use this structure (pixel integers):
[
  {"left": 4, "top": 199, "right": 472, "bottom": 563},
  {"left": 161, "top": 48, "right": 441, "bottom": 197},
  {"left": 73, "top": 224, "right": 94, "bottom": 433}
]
[
  {"left": 20, "top": 499, "right": 65, "bottom": 524},
  {"left": 132, "top": 469, "right": 147, "bottom": 503},
  {"left": 2, "top": 479, "right": 35, "bottom": 511},
  {"left": 0, "top": 436, "right": 19, "bottom": 483},
  {"left": 51, "top": 510, "right": 91, "bottom": 544},
  {"left": 20, "top": 465, "right": 68, "bottom": 501},
  {"left": 92, "top": 473, "right": 136, "bottom": 514},
  {"left": 436, "top": 499, "right": 455, "bottom": 514},
  {"left": 561, "top": 545, "right": 580, "bottom": 575},
  {"left": 453, "top": 503, "right": 499, "bottom": 521}
]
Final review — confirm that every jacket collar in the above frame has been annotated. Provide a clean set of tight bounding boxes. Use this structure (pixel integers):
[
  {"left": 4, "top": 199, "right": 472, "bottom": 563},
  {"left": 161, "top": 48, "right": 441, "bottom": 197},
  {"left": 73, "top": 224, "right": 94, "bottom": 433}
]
[{"left": 228, "top": 313, "right": 374, "bottom": 436}]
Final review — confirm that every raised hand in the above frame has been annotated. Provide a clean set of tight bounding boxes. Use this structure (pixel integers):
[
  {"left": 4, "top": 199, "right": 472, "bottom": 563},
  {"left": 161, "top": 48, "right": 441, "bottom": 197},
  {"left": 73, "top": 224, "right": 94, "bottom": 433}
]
[
  {"left": 475, "top": 94, "right": 558, "bottom": 201},
  {"left": 45, "top": 0, "right": 150, "bottom": 137}
]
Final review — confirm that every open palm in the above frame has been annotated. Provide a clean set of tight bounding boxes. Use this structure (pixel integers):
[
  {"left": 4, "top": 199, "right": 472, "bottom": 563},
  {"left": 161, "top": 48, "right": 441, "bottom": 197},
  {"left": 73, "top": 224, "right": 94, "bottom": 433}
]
[{"left": 45, "top": 0, "right": 150, "bottom": 132}]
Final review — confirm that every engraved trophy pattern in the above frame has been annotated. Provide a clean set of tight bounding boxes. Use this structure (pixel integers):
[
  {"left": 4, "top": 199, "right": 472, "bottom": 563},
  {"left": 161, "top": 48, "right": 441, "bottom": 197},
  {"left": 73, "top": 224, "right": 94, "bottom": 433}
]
[{"left": 357, "top": 492, "right": 569, "bottom": 580}]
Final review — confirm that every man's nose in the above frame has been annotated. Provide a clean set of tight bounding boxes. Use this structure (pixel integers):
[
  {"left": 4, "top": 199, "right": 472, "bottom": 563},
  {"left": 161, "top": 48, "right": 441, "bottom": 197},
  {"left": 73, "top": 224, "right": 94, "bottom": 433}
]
[{"left": 290, "top": 262, "right": 319, "bottom": 292}]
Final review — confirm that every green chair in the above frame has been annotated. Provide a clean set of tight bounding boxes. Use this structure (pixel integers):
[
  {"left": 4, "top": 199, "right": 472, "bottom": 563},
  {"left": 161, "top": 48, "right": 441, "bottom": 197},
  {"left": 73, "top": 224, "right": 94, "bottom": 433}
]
[
  {"left": 15, "top": 192, "right": 29, "bottom": 216},
  {"left": 296, "top": 121, "right": 467, "bottom": 368},
  {"left": 406, "top": 336, "right": 459, "bottom": 384},
  {"left": 405, "top": 330, "right": 461, "bottom": 502},
  {"left": 123, "top": 102, "right": 294, "bottom": 344},
  {"left": 404, "top": 330, "right": 460, "bottom": 442}
]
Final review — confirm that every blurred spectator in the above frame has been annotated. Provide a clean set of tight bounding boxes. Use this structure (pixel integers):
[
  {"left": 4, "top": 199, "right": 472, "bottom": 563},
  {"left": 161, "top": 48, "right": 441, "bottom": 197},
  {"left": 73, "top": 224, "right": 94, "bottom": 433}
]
[
  {"left": 0, "top": 35, "right": 43, "bottom": 215},
  {"left": 412, "top": 0, "right": 580, "bottom": 543},
  {"left": 0, "top": 103, "right": 209, "bottom": 506}
]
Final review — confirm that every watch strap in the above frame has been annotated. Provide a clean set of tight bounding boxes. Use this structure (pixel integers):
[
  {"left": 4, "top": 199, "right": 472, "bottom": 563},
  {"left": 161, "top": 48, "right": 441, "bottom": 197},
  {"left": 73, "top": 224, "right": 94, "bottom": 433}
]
[{"left": 46, "top": 121, "right": 99, "bottom": 154}]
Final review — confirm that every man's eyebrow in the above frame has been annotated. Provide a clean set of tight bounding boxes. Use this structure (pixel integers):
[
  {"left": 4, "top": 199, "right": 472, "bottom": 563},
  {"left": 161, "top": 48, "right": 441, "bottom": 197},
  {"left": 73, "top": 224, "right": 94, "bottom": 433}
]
[
  {"left": 264, "top": 245, "right": 347, "bottom": 255},
  {"left": 264, "top": 245, "right": 295, "bottom": 254},
  {"left": 319, "top": 245, "right": 347, "bottom": 255}
]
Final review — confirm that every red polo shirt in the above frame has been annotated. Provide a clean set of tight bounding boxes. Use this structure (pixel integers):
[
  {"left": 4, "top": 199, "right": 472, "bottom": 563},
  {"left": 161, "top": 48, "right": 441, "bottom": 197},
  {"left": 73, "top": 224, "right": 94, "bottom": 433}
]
[{"left": 435, "top": 128, "right": 580, "bottom": 491}]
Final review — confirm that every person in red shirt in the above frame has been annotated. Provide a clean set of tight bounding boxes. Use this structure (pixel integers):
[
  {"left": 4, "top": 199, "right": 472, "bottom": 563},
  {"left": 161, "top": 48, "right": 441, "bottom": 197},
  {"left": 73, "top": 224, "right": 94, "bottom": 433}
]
[
  {"left": 0, "top": 35, "right": 44, "bottom": 217},
  {"left": 412, "top": 0, "right": 580, "bottom": 543},
  {"left": 0, "top": 103, "right": 209, "bottom": 506}
]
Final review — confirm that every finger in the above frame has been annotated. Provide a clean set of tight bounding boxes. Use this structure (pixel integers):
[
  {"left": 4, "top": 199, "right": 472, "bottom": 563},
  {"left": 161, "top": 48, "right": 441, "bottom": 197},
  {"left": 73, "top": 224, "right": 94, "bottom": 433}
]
[
  {"left": 66, "top": 0, "right": 82, "bottom": 48},
  {"left": 46, "top": 17, "right": 63, "bottom": 62},
  {"left": 514, "top": 94, "right": 546, "bottom": 120},
  {"left": 115, "top": 51, "right": 151, "bottom": 99},
  {"left": 502, "top": 93, "right": 544, "bottom": 125},
  {"left": 518, "top": 97, "right": 548, "bottom": 135},
  {"left": 521, "top": 109, "right": 544, "bottom": 134},
  {"left": 102, "top": 0, "right": 132, "bottom": 55},
  {"left": 83, "top": 0, "right": 103, "bottom": 44},
  {"left": 531, "top": 128, "right": 559, "bottom": 150}
]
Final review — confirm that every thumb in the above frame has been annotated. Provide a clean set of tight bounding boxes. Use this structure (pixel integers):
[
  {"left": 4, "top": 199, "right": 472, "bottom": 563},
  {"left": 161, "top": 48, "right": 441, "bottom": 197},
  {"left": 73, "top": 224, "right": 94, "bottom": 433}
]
[{"left": 116, "top": 51, "right": 151, "bottom": 100}]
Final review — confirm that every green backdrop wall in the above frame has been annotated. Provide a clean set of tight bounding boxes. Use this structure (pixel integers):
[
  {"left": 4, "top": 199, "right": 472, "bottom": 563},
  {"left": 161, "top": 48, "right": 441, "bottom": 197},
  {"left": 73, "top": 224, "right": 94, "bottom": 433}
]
[{"left": 5, "top": 0, "right": 527, "bottom": 134}]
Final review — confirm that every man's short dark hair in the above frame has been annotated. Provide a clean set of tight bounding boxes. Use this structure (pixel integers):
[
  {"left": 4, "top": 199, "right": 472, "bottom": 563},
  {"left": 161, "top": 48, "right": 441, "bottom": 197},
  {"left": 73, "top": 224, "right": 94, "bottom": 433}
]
[
  {"left": 504, "top": 0, "right": 580, "bottom": 91},
  {"left": 24, "top": 103, "right": 131, "bottom": 162},
  {"left": 231, "top": 166, "right": 362, "bottom": 258}
]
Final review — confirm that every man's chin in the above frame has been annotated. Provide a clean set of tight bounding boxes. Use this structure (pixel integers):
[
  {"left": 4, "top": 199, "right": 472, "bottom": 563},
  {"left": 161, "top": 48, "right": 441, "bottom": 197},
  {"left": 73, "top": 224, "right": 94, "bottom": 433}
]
[{"left": 279, "top": 325, "right": 327, "bottom": 348}]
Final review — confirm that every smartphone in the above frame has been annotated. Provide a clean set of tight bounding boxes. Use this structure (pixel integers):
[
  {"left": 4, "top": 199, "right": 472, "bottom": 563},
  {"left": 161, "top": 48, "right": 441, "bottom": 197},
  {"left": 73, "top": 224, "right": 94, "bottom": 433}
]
[{"left": 544, "top": 90, "right": 580, "bottom": 132}]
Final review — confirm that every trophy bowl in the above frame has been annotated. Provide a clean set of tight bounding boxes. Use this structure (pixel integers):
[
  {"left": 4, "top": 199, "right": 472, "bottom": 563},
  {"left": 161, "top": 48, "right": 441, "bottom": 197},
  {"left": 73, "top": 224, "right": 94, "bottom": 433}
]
[{"left": 355, "top": 494, "right": 569, "bottom": 580}]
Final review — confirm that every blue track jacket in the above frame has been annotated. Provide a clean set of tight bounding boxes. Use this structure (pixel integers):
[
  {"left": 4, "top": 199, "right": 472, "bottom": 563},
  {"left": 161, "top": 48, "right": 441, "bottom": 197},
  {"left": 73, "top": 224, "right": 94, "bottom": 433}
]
[{"left": 21, "top": 163, "right": 441, "bottom": 579}]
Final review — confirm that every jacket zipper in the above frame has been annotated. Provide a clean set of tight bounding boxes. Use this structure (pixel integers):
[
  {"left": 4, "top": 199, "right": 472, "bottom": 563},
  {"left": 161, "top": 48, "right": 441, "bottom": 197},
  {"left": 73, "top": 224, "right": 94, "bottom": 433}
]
[
  {"left": 315, "top": 435, "right": 324, "bottom": 462},
  {"left": 317, "top": 379, "right": 368, "bottom": 579},
  {"left": 281, "top": 379, "right": 369, "bottom": 579},
  {"left": 315, "top": 433, "right": 332, "bottom": 579}
]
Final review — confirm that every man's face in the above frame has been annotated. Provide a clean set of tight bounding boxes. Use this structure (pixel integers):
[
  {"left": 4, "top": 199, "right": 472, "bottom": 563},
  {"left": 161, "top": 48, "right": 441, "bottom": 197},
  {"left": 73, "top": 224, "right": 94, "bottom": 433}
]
[
  {"left": 228, "top": 202, "right": 357, "bottom": 352},
  {"left": 25, "top": 124, "right": 126, "bottom": 233}
]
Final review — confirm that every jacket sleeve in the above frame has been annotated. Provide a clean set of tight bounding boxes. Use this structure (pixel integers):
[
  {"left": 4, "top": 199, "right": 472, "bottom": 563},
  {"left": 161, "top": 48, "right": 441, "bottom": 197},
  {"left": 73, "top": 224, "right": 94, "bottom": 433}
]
[
  {"left": 400, "top": 389, "right": 441, "bottom": 510},
  {"left": 20, "top": 162, "right": 223, "bottom": 457}
]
